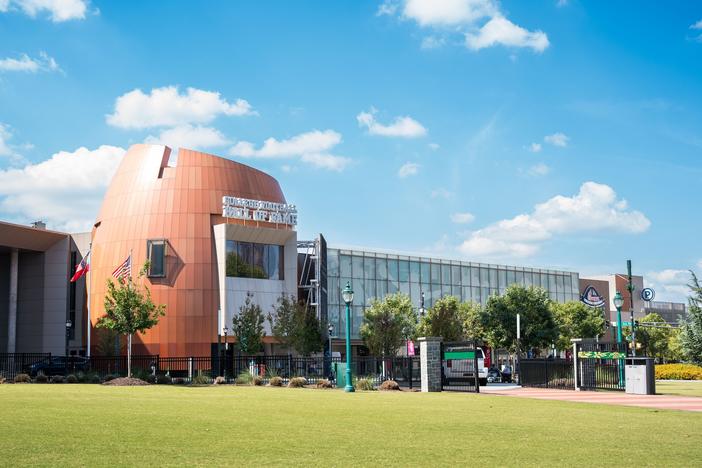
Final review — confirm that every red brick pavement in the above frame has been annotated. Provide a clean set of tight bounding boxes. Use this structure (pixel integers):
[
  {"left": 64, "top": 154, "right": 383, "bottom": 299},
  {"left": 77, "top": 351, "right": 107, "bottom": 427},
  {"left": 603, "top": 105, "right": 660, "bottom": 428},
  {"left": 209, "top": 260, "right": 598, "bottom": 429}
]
[{"left": 480, "top": 386, "right": 702, "bottom": 412}]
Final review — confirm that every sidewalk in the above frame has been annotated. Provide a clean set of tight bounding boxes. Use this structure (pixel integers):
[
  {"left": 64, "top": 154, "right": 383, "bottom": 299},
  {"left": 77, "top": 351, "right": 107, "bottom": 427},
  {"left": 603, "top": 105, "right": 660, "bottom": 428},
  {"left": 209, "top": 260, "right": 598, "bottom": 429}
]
[{"left": 480, "top": 385, "right": 702, "bottom": 412}]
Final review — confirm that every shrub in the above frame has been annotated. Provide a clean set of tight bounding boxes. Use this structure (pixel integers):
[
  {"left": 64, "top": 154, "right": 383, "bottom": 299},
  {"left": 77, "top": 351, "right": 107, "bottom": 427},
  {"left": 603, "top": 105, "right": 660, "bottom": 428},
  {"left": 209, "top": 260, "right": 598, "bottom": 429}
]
[
  {"left": 253, "top": 376, "right": 264, "bottom": 386},
  {"left": 354, "top": 377, "right": 375, "bottom": 391},
  {"left": 191, "top": 371, "right": 210, "bottom": 385},
  {"left": 316, "top": 379, "right": 333, "bottom": 389},
  {"left": 156, "top": 374, "right": 172, "bottom": 385},
  {"left": 268, "top": 376, "right": 283, "bottom": 387},
  {"left": 379, "top": 380, "right": 400, "bottom": 391},
  {"left": 89, "top": 374, "right": 101, "bottom": 384},
  {"left": 172, "top": 378, "right": 186, "bottom": 385},
  {"left": 34, "top": 372, "right": 49, "bottom": 384},
  {"left": 655, "top": 364, "right": 702, "bottom": 380},
  {"left": 51, "top": 375, "right": 65, "bottom": 384},
  {"left": 235, "top": 370, "right": 253, "bottom": 385},
  {"left": 66, "top": 374, "right": 78, "bottom": 384},
  {"left": 14, "top": 373, "right": 31, "bottom": 384},
  {"left": 103, "top": 374, "right": 117, "bottom": 382},
  {"left": 145, "top": 374, "right": 157, "bottom": 384},
  {"left": 214, "top": 376, "right": 226, "bottom": 385},
  {"left": 288, "top": 376, "right": 307, "bottom": 388}
]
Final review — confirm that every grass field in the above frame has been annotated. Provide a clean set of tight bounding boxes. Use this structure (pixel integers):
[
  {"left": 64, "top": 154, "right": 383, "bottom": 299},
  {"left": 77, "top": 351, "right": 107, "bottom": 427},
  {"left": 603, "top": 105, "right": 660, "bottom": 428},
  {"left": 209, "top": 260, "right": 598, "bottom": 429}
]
[
  {"left": 1, "top": 385, "right": 701, "bottom": 467},
  {"left": 657, "top": 380, "right": 702, "bottom": 398}
]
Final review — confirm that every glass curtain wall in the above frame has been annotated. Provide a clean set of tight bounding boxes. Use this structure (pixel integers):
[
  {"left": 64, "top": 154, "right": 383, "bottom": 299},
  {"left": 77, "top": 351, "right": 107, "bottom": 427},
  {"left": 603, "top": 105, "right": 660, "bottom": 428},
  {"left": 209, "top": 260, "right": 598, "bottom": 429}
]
[{"left": 326, "top": 248, "right": 580, "bottom": 340}]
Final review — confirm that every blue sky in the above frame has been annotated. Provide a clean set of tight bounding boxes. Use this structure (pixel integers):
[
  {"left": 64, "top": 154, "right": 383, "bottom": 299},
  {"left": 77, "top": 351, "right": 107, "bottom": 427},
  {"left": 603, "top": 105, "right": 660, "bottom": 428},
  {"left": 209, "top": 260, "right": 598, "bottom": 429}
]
[{"left": 0, "top": 0, "right": 701, "bottom": 301}]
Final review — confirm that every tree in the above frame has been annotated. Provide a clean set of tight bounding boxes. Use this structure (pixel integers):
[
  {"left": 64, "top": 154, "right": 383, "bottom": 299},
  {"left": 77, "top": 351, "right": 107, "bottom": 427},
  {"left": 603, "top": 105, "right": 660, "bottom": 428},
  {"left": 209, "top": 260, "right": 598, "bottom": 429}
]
[
  {"left": 360, "top": 293, "right": 417, "bottom": 357},
  {"left": 96, "top": 262, "right": 165, "bottom": 377},
  {"left": 232, "top": 292, "right": 266, "bottom": 355},
  {"left": 680, "top": 271, "right": 702, "bottom": 364},
  {"left": 665, "top": 328, "right": 685, "bottom": 363},
  {"left": 636, "top": 313, "right": 672, "bottom": 362},
  {"left": 483, "top": 285, "right": 557, "bottom": 353},
  {"left": 551, "top": 301, "right": 605, "bottom": 351},
  {"left": 418, "top": 296, "right": 465, "bottom": 342},
  {"left": 462, "top": 301, "right": 488, "bottom": 343},
  {"left": 268, "top": 295, "right": 323, "bottom": 356}
]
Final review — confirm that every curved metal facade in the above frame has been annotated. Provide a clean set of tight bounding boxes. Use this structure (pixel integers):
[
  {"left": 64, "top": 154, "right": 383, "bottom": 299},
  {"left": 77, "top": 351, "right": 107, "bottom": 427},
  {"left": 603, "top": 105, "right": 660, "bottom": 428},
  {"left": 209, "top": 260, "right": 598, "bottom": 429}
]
[{"left": 89, "top": 144, "right": 290, "bottom": 356}]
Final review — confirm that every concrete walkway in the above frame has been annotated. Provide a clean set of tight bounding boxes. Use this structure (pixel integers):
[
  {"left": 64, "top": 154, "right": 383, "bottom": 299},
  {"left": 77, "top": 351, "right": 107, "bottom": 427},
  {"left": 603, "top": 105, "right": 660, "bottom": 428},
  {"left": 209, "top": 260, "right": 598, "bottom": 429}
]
[{"left": 480, "top": 385, "right": 702, "bottom": 412}]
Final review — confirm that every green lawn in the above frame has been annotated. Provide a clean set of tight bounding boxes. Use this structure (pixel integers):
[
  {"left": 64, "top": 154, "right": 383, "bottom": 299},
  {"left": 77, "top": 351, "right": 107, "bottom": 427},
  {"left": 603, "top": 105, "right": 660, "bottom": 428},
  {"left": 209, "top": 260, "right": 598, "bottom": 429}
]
[
  {"left": 1, "top": 385, "right": 701, "bottom": 467},
  {"left": 657, "top": 380, "right": 702, "bottom": 398}
]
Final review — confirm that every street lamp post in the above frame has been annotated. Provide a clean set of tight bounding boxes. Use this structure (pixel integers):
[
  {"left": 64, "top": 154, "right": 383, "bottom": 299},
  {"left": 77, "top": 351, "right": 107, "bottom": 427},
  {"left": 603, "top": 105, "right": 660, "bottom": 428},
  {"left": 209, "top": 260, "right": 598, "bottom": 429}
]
[
  {"left": 223, "top": 326, "right": 229, "bottom": 380},
  {"left": 65, "top": 319, "right": 72, "bottom": 357},
  {"left": 613, "top": 291, "right": 625, "bottom": 386},
  {"left": 342, "top": 281, "right": 354, "bottom": 392}
]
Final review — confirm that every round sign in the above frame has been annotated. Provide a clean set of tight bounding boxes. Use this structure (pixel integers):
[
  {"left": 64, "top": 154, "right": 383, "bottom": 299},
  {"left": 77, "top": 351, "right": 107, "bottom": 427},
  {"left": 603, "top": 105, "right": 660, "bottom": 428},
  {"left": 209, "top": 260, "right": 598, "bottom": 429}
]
[{"left": 641, "top": 288, "right": 655, "bottom": 302}]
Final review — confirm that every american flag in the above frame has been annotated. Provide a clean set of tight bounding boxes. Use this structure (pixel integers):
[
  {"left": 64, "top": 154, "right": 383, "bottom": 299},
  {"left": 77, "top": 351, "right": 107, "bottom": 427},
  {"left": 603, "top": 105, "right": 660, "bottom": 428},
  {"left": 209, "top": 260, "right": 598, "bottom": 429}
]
[{"left": 112, "top": 253, "right": 131, "bottom": 280}]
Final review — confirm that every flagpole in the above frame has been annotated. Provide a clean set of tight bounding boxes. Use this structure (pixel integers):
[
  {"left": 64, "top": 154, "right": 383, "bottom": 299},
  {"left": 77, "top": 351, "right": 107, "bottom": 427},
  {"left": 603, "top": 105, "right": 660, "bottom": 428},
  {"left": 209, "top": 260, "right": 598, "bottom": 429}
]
[{"left": 87, "top": 242, "right": 92, "bottom": 358}]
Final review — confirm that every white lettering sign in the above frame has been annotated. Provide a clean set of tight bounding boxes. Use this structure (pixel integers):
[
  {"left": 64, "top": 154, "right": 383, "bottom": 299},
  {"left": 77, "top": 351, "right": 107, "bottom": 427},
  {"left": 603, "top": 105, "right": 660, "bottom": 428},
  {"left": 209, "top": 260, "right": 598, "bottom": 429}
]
[{"left": 222, "top": 196, "right": 298, "bottom": 226}]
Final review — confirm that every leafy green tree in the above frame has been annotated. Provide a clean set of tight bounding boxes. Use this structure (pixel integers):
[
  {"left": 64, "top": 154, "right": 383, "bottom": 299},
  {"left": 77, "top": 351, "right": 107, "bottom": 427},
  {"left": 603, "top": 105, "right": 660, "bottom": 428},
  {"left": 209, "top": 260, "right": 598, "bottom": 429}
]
[
  {"left": 268, "top": 295, "right": 323, "bottom": 356},
  {"left": 462, "top": 301, "right": 488, "bottom": 343},
  {"left": 665, "top": 328, "right": 685, "bottom": 362},
  {"left": 551, "top": 301, "right": 605, "bottom": 350},
  {"left": 483, "top": 285, "right": 557, "bottom": 353},
  {"left": 680, "top": 271, "right": 702, "bottom": 363},
  {"left": 232, "top": 292, "right": 266, "bottom": 355},
  {"left": 96, "top": 262, "right": 166, "bottom": 377},
  {"left": 418, "top": 296, "right": 465, "bottom": 342},
  {"left": 360, "top": 293, "right": 417, "bottom": 357},
  {"left": 636, "top": 313, "right": 672, "bottom": 362}
]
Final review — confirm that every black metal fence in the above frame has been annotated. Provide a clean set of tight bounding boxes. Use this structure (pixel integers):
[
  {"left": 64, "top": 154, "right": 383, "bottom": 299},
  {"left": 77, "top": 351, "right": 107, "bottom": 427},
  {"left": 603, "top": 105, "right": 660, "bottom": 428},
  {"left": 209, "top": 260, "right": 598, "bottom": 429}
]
[
  {"left": 441, "top": 341, "right": 480, "bottom": 393},
  {"left": 519, "top": 358, "right": 574, "bottom": 390},
  {"left": 0, "top": 353, "right": 50, "bottom": 381},
  {"left": 577, "top": 342, "right": 627, "bottom": 391}
]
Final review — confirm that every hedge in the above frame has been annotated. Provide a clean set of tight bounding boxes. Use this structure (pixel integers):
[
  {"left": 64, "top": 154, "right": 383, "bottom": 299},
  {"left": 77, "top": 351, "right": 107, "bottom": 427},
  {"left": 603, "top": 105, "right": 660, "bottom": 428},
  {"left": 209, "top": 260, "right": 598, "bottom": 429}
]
[{"left": 655, "top": 364, "right": 702, "bottom": 380}]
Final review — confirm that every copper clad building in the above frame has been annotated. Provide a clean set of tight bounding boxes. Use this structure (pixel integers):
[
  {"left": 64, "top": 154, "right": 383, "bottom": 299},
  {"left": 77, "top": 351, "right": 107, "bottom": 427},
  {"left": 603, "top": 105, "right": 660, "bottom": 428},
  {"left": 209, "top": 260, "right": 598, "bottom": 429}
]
[{"left": 90, "top": 144, "right": 297, "bottom": 357}]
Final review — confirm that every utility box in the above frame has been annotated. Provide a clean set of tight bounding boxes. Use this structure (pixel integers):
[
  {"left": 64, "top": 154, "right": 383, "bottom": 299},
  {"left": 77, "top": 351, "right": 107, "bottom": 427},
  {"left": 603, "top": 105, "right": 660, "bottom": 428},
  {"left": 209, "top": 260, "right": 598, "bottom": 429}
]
[
  {"left": 334, "top": 363, "right": 347, "bottom": 389},
  {"left": 625, "top": 357, "right": 655, "bottom": 395}
]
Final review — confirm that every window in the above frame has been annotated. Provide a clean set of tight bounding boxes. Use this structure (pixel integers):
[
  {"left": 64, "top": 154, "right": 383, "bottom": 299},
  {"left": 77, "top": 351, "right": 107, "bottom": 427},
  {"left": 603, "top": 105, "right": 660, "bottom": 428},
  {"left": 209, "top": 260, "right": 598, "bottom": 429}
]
[
  {"left": 147, "top": 239, "right": 167, "bottom": 277},
  {"left": 226, "top": 241, "right": 284, "bottom": 280}
]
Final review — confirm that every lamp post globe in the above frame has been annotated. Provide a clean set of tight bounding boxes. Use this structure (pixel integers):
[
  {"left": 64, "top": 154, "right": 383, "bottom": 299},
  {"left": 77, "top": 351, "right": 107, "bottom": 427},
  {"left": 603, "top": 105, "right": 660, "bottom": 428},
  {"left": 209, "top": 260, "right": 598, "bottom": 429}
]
[
  {"left": 613, "top": 291, "right": 624, "bottom": 344},
  {"left": 342, "top": 281, "right": 355, "bottom": 393}
]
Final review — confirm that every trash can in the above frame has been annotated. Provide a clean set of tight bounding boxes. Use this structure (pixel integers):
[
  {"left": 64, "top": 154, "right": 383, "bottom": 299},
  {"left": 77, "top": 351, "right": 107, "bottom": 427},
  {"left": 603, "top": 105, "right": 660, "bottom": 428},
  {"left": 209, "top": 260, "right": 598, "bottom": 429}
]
[{"left": 625, "top": 357, "right": 655, "bottom": 395}]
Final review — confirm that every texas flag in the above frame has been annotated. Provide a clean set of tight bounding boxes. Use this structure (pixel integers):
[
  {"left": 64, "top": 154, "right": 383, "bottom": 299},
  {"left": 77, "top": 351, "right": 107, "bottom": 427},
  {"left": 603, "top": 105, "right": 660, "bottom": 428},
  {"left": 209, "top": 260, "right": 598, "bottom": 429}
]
[{"left": 70, "top": 251, "right": 90, "bottom": 283}]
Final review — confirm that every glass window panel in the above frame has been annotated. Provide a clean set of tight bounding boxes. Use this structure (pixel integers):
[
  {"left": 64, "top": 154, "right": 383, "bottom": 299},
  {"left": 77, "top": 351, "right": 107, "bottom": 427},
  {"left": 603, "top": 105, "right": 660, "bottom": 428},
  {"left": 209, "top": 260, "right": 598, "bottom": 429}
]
[
  {"left": 571, "top": 273, "right": 580, "bottom": 294},
  {"left": 498, "top": 269, "right": 507, "bottom": 289},
  {"left": 548, "top": 274, "right": 557, "bottom": 292},
  {"left": 524, "top": 271, "right": 533, "bottom": 287},
  {"left": 388, "top": 280, "right": 399, "bottom": 294},
  {"left": 364, "top": 256, "right": 376, "bottom": 280},
  {"left": 556, "top": 275, "right": 564, "bottom": 294},
  {"left": 507, "top": 270, "right": 516, "bottom": 286},
  {"left": 452, "top": 285, "right": 461, "bottom": 299},
  {"left": 238, "top": 242, "right": 252, "bottom": 277},
  {"left": 377, "top": 258, "right": 388, "bottom": 281},
  {"left": 431, "top": 284, "right": 442, "bottom": 304},
  {"left": 471, "top": 267, "right": 480, "bottom": 287},
  {"left": 147, "top": 240, "right": 166, "bottom": 277},
  {"left": 377, "top": 280, "right": 388, "bottom": 299},
  {"left": 329, "top": 277, "right": 339, "bottom": 305},
  {"left": 472, "top": 287, "right": 480, "bottom": 304},
  {"left": 540, "top": 273, "right": 548, "bottom": 289},
  {"left": 420, "top": 262, "right": 430, "bottom": 284},
  {"left": 431, "top": 263, "right": 441, "bottom": 285},
  {"left": 340, "top": 255, "right": 352, "bottom": 277},
  {"left": 353, "top": 277, "right": 365, "bottom": 305},
  {"left": 268, "top": 245, "right": 280, "bottom": 280},
  {"left": 327, "top": 249, "right": 339, "bottom": 277},
  {"left": 353, "top": 306, "right": 363, "bottom": 338},
  {"left": 399, "top": 260, "right": 410, "bottom": 283},
  {"left": 461, "top": 266, "right": 470, "bottom": 285},
  {"left": 564, "top": 274, "right": 572, "bottom": 293},
  {"left": 442, "top": 264, "right": 451, "bottom": 285},
  {"left": 400, "top": 282, "right": 410, "bottom": 296},
  {"left": 462, "top": 286, "right": 472, "bottom": 301},
  {"left": 410, "top": 261, "right": 420, "bottom": 283},
  {"left": 515, "top": 270, "right": 524, "bottom": 286},
  {"left": 352, "top": 256, "right": 363, "bottom": 279},
  {"left": 388, "top": 259, "right": 399, "bottom": 283},
  {"left": 451, "top": 265, "right": 461, "bottom": 285},
  {"left": 489, "top": 268, "right": 498, "bottom": 288},
  {"left": 365, "top": 279, "right": 376, "bottom": 303},
  {"left": 480, "top": 268, "right": 489, "bottom": 287},
  {"left": 410, "top": 284, "right": 420, "bottom": 306}
]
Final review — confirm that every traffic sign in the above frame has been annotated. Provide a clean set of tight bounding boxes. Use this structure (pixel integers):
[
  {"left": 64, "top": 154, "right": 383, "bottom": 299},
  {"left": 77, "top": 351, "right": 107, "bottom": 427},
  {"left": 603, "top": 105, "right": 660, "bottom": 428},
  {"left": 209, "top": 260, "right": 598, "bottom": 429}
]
[{"left": 641, "top": 288, "right": 655, "bottom": 302}]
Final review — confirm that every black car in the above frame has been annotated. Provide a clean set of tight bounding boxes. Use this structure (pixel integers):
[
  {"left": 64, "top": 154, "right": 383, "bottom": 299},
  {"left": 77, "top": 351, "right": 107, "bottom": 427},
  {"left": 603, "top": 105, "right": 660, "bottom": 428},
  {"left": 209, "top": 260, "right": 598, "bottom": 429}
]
[{"left": 26, "top": 356, "right": 89, "bottom": 377}]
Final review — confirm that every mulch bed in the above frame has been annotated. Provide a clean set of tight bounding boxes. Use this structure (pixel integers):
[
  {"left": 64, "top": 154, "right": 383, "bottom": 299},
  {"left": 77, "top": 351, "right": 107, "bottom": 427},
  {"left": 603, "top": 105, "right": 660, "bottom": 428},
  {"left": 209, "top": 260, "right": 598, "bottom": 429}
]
[{"left": 102, "top": 377, "right": 149, "bottom": 386}]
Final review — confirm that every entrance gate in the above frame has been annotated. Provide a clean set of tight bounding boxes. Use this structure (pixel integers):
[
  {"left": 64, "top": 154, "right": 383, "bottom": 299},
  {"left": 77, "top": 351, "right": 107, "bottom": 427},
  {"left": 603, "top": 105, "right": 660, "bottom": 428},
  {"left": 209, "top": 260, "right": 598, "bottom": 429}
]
[
  {"left": 441, "top": 341, "right": 479, "bottom": 393},
  {"left": 577, "top": 342, "right": 627, "bottom": 391}
]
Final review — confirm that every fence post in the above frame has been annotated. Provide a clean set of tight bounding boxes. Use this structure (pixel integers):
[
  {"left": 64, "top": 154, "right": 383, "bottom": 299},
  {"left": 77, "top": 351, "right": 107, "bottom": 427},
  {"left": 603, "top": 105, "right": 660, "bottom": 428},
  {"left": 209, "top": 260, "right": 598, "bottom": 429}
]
[
  {"left": 188, "top": 357, "right": 193, "bottom": 381},
  {"left": 418, "top": 336, "right": 442, "bottom": 392},
  {"left": 572, "top": 339, "right": 580, "bottom": 391}
]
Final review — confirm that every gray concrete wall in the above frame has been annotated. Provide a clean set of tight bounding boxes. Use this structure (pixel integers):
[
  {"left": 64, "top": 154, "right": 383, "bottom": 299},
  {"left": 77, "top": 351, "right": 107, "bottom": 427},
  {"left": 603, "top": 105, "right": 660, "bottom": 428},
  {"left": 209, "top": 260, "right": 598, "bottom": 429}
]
[
  {"left": 16, "top": 251, "right": 45, "bottom": 353},
  {"left": 0, "top": 253, "right": 9, "bottom": 351},
  {"left": 42, "top": 238, "right": 70, "bottom": 354}
]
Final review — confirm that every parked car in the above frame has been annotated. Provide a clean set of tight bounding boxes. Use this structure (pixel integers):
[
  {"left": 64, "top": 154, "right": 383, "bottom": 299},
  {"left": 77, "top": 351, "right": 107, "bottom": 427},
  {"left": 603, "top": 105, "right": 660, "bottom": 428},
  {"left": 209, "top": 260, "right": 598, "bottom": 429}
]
[
  {"left": 26, "top": 356, "right": 89, "bottom": 377},
  {"left": 443, "top": 346, "right": 489, "bottom": 386}
]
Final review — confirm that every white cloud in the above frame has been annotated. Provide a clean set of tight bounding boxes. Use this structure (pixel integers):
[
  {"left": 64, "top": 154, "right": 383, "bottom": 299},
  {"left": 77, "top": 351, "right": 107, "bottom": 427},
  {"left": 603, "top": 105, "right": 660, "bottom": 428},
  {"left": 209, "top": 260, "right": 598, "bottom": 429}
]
[
  {"left": 388, "top": 0, "right": 548, "bottom": 52},
  {"left": 527, "top": 162, "right": 550, "bottom": 176},
  {"left": 646, "top": 269, "right": 693, "bottom": 303},
  {"left": 528, "top": 142, "right": 542, "bottom": 153},
  {"left": 451, "top": 212, "right": 475, "bottom": 224},
  {"left": 357, "top": 108, "right": 427, "bottom": 138},
  {"left": 0, "top": 0, "right": 88, "bottom": 21},
  {"left": 145, "top": 124, "right": 230, "bottom": 150},
  {"left": 698, "top": 259, "right": 702, "bottom": 269},
  {"left": 376, "top": 0, "right": 398, "bottom": 16},
  {"left": 0, "top": 123, "right": 28, "bottom": 165},
  {"left": 420, "top": 36, "right": 446, "bottom": 49},
  {"left": 398, "top": 162, "right": 419, "bottom": 178},
  {"left": 458, "top": 181, "right": 651, "bottom": 259},
  {"left": 544, "top": 132, "right": 569, "bottom": 147},
  {"left": 431, "top": 188, "right": 452, "bottom": 199},
  {"left": 691, "top": 20, "right": 702, "bottom": 30},
  {"left": 0, "top": 51, "right": 60, "bottom": 73},
  {"left": 0, "top": 145, "right": 125, "bottom": 231},
  {"left": 466, "top": 16, "right": 549, "bottom": 52},
  {"left": 229, "top": 130, "right": 350, "bottom": 171},
  {"left": 106, "top": 86, "right": 256, "bottom": 129}
]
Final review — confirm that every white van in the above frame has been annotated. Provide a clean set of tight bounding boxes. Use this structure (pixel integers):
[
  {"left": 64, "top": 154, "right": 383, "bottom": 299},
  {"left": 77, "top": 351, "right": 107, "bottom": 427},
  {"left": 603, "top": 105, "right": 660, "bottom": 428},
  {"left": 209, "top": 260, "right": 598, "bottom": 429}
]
[{"left": 443, "top": 346, "right": 489, "bottom": 386}]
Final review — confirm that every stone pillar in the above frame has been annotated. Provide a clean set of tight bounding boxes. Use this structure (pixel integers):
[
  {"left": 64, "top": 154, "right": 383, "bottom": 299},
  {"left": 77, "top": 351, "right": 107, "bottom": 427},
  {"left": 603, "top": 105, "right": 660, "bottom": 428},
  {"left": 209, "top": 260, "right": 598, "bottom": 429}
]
[
  {"left": 419, "top": 336, "right": 442, "bottom": 392},
  {"left": 7, "top": 248, "right": 18, "bottom": 353}
]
